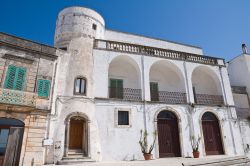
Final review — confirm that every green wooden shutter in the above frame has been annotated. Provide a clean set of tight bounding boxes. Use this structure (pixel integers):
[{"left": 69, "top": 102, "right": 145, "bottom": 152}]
[
  {"left": 14, "top": 67, "right": 26, "bottom": 90},
  {"left": 109, "top": 79, "right": 123, "bottom": 99},
  {"left": 150, "top": 82, "right": 159, "bottom": 101},
  {"left": 43, "top": 80, "right": 50, "bottom": 97},
  {"left": 4, "top": 65, "right": 16, "bottom": 89},
  {"left": 37, "top": 79, "right": 50, "bottom": 98}
]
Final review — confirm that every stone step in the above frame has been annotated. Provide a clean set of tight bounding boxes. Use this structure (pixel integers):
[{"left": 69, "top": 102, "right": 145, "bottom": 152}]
[
  {"left": 182, "top": 156, "right": 249, "bottom": 166},
  {"left": 62, "top": 156, "right": 91, "bottom": 160},
  {"left": 57, "top": 158, "right": 95, "bottom": 165}
]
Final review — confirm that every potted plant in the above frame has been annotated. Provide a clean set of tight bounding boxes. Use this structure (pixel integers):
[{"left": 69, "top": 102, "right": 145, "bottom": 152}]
[
  {"left": 139, "top": 130, "right": 156, "bottom": 160},
  {"left": 191, "top": 136, "right": 201, "bottom": 158}
]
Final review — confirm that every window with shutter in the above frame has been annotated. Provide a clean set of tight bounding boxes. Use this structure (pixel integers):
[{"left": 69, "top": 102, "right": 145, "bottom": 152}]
[
  {"left": 150, "top": 82, "right": 159, "bottom": 101},
  {"left": 109, "top": 79, "right": 123, "bottom": 99},
  {"left": 4, "top": 65, "right": 26, "bottom": 91},
  {"left": 37, "top": 79, "right": 51, "bottom": 98}
]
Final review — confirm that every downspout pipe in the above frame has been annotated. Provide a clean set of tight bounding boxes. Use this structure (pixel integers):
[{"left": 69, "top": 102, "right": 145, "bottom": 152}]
[
  {"left": 183, "top": 60, "right": 195, "bottom": 141},
  {"left": 141, "top": 55, "right": 147, "bottom": 131}
]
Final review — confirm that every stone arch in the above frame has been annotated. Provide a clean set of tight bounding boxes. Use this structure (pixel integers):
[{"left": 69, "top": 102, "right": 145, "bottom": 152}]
[
  {"left": 149, "top": 60, "right": 186, "bottom": 103},
  {"left": 108, "top": 55, "right": 141, "bottom": 89},
  {"left": 153, "top": 106, "right": 184, "bottom": 158},
  {"left": 191, "top": 65, "right": 224, "bottom": 105},
  {"left": 149, "top": 60, "right": 185, "bottom": 92},
  {"left": 191, "top": 65, "right": 222, "bottom": 95},
  {"left": 200, "top": 111, "right": 225, "bottom": 155},
  {"left": 154, "top": 106, "right": 182, "bottom": 122},
  {"left": 108, "top": 55, "right": 142, "bottom": 100},
  {"left": 64, "top": 112, "right": 90, "bottom": 157}
]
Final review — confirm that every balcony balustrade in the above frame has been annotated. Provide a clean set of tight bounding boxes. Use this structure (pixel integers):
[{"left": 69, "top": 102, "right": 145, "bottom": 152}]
[
  {"left": 109, "top": 87, "right": 142, "bottom": 101},
  {"left": 151, "top": 91, "right": 187, "bottom": 104},
  {"left": 94, "top": 40, "right": 225, "bottom": 66},
  {"left": 195, "top": 94, "right": 224, "bottom": 106},
  {"left": 0, "top": 88, "right": 36, "bottom": 107}
]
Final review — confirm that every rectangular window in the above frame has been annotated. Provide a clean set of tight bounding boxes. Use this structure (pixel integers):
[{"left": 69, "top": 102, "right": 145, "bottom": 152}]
[
  {"left": 74, "top": 78, "right": 86, "bottom": 95},
  {"left": 150, "top": 82, "right": 159, "bottom": 101},
  {"left": 4, "top": 65, "right": 26, "bottom": 91},
  {"left": 37, "top": 79, "right": 51, "bottom": 98},
  {"left": 118, "top": 111, "right": 129, "bottom": 125},
  {"left": 109, "top": 79, "right": 123, "bottom": 99}
]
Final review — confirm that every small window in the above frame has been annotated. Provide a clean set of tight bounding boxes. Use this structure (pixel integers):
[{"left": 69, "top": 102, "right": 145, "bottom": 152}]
[
  {"left": 37, "top": 79, "right": 51, "bottom": 98},
  {"left": 60, "top": 47, "right": 67, "bottom": 51},
  {"left": 118, "top": 111, "right": 129, "bottom": 125},
  {"left": 115, "top": 108, "right": 131, "bottom": 128},
  {"left": 74, "top": 77, "right": 86, "bottom": 95},
  {"left": 92, "top": 24, "right": 97, "bottom": 30},
  {"left": 4, "top": 65, "right": 26, "bottom": 91}
]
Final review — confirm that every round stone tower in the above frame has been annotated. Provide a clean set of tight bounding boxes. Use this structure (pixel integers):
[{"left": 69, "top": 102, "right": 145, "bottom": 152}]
[
  {"left": 49, "top": 7, "right": 105, "bottom": 162},
  {"left": 54, "top": 6, "right": 105, "bottom": 48}
]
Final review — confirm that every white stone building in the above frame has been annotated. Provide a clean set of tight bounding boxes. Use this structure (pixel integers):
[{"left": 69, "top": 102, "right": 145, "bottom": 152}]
[
  {"left": 0, "top": 6, "right": 248, "bottom": 166},
  {"left": 46, "top": 6, "right": 245, "bottom": 164},
  {"left": 227, "top": 47, "right": 250, "bottom": 157}
]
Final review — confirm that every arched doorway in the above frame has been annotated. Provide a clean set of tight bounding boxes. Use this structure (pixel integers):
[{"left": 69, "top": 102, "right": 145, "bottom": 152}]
[
  {"left": 66, "top": 116, "right": 88, "bottom": 156},
  {"left": 157, "top": 111, "right": 181, "bottom": 157},
  {"left": 0, "top": 118, "right": 24, "bottom": 166},
  {"left": 202, "top": 112, "right": 224, "bottom": 155}
]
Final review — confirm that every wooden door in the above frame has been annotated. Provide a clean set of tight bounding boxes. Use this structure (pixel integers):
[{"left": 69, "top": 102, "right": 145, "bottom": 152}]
[
  {"left": 3, "top": 127, "right": 24, "bottom": 166},
  {"left": 202, "top": 112, "right": 224, "bottom": 155},
  {"left": 69, "top": 119, "right": 84, "bottom": 149},
  {"left": 157, "top": 111, "right": 181, "bottom": 157}
]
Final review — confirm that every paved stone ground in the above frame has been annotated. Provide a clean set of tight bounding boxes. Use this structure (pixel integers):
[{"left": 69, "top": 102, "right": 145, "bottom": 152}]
[{"left": 52, "top": 155, "right": 246, "bottom": 166}]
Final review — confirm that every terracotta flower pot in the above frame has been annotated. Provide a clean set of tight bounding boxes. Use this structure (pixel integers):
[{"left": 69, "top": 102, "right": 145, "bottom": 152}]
[
  {"left": 143, "top": 153, "right": 152, "bottom": 160},
  {"left": 193, "top": 151, "right": 200, "bottom": 158}
]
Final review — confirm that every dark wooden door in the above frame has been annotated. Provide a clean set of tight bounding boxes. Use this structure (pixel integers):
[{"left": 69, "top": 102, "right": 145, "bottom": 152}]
[
  {"left": 69, "top": 119, "right": 83, "bottom": 149},
  {"left": 157, "top": 116, "right": 181, "bottom": 157},
  {"left": 202, "top": 113, "right": 224, "bottom": 155}
]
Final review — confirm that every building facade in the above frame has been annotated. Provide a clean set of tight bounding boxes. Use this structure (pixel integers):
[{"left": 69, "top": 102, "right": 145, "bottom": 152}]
[
  {"left": 0, "top": 6, "right": 248, "bottom": 166},
  {"left": 227, "top": 50, "right": 250, "bottom": 157},
  {"left": 0, "top": 33, "right": 58, "bottom": 165}
]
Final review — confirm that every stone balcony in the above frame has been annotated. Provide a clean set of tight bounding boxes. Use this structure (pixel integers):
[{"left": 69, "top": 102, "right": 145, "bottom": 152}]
[
  {"left": 94, "top": 40, "right": 225, "bottom": 66},
  {"left": 0, "top": 88, "right": 50, "bottom": 111}
]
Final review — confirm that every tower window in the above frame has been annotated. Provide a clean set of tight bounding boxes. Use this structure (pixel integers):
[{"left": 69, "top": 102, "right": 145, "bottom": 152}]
[
  {"left": 92, "top": 24, "right": 97, "bottom": 30},
  {"left": 74, "top": 77, "right": 87, "bottom": 95}
]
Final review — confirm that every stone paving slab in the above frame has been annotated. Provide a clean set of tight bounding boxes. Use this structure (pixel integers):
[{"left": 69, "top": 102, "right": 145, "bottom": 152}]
[{"left": 45, "top": 155, "right": 249, "bottom": 166}]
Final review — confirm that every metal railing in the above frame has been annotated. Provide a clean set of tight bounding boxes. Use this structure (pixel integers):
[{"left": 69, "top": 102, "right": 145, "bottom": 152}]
[
  {"left": 0, "top": 88, "right": 36, "bottom": 107},
  {"left": 94, "top": 40, "right": 225, "bottom": 66},
  {"left": 109, "top": 87, "right": 142, "bottom": 101},
  {"left": 195, "top": 94, "right": 224, "bottom": 105},
  {"left": 151, "top": 91, "right": 187, "bottom": 104}
]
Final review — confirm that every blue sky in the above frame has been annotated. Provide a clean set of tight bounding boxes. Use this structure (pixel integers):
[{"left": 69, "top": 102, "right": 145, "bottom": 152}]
[{"left": 0, "top": 0, "right": 249, "bottom": 61}]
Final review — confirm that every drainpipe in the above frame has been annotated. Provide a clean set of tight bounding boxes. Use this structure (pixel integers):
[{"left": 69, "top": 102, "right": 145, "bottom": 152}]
[
  {"left": 183, "top": 61, "right": 195, "bottom": 151},
  {"left": 219, "top": 66, "right": 237, "bottom": 155},
  {"left": 141, "top": 55, "right": 147, "bottom": 131}
]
